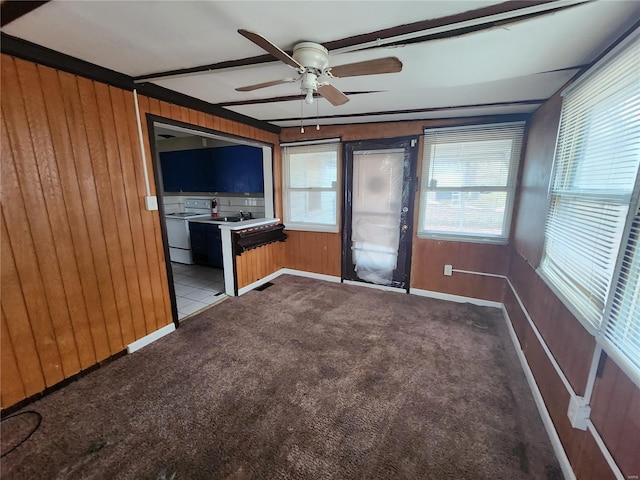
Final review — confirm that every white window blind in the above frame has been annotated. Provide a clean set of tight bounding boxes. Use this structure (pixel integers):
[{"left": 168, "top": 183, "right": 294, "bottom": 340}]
[
  {"left": 540, "top": 33, "right": 640, "bottom": 334},
  {"left": 419, "top": 122, "right": 524, "bottom": 243},
  {"left": 604, "top": 204, "right": 640, "bottom": 374},
  {"left": 282, "top": 143, "right": 339, "bottom": 232}
]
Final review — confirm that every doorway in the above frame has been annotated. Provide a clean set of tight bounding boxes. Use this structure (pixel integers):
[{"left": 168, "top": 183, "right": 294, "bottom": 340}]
[
  {"left": 342, "top": 137, "right": 419, "bottom": 290},
  {"left": 147, "top": 117, "right": 274, "bottom": 323}
]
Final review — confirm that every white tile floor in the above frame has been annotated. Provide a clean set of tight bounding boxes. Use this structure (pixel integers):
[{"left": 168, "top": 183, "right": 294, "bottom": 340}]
[{"left": 171, "top": 263, "right": 226, "bottom": 320}]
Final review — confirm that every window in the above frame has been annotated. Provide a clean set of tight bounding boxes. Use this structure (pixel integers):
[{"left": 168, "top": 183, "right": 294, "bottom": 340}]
[
  {"left": 418, "top": 122, "right": 524, "bottom": 243},
  {"left": 282, "top": 142, "right": 339, "bottom": 232},
  {"left": 540, "top": 32, "right": 640, "bottom": 380}
]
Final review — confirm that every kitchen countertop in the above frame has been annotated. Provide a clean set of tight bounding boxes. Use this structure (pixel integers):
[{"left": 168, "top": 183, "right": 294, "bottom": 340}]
[{"left": 188, "top": 217, "right": 280, "bottom": 230}]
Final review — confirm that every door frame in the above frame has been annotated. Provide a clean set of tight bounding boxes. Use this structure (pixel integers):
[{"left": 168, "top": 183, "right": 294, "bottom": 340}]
[
  {"left": 341, "top": 136, "right": 420, "bottom": 291},
  {"left": 146, "top": 114, "right": 275, "bottom": 326}
]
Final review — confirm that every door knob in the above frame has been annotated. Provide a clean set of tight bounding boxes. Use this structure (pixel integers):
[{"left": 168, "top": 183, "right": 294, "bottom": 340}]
[{"left": 401, "top": 224, "right": 409, "bottom": 231}]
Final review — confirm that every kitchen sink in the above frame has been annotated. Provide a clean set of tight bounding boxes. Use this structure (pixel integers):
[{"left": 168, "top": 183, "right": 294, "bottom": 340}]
[{"left": 219, "top": 216, "right": 242, "bottom": 222}]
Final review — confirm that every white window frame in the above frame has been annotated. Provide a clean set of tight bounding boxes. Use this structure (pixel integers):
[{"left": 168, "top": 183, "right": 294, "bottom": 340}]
[
  {"left": 282, "top": 140, "right": 340, "bottom": 233},
  {"left": 418, "top": 122, "right": 525, "bottom": 244},
  {"left": 539, "top": 30, "right": 640, "bottom": 386}
]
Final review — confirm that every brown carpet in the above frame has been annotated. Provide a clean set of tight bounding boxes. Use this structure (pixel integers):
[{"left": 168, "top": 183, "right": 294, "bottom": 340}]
[{"left": 1, "top": 275, "right": 562, "bottom": 479}]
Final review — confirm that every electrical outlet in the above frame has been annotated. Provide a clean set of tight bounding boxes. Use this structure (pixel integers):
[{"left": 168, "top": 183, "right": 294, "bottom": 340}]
[
  {"left": 567, "top": 395, "right": 590, "bottom": 430},
  {"left": 444, "top": 264, "right": 453, "bottom": 276}
]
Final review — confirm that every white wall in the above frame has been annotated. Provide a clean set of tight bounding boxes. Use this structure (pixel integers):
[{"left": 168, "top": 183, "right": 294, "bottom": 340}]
[{"left": 162, "top": 195, "right": 265, "bottom": 218}]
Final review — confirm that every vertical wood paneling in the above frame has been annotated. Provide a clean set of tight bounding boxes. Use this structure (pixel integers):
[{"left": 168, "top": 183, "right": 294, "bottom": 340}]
[
  {"left": 590, "top": 358, "right": 640, "bottom": 477},
  {"left": 0, "top": 309, "right": 26, "bottom": 407},
  {"left": 1, "top": 53, "right": 281, "bottom": 408},
  {"left": 235, "top": 241, "right": 284, "bottom": 290},
  {"left": 38, "top": 66, "right": 112, "bottom": 364},
  {"left": 109, "top": 87, "right": 155, "bottom": 339},
  {"left": 0, "top": 210, "right": 47, "bottom": 396},
  {"left": 58, "top": 70, "right": 122, "bottom": 356},
  {"left": 282, "top": 231, "right": 341, "bottom": 276},
  {"left": 2, "top": 58, "right": 79, "bottom": 381},
  {"left": 16, "top": 60, "right": 97, "bottom": 370},
  {"left": 410, "top": 238, "right": 508, "bottom": 302},
  {"left": 77, "top": 76, "right": 128, "bottom": 352}
]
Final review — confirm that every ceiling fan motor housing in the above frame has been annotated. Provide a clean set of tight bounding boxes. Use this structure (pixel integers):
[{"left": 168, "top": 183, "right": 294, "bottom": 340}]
[{"left": 293, "top": 42, "right": 330, "bottom": 74}]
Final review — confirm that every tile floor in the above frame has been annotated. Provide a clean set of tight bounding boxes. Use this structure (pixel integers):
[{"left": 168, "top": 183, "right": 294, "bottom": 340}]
[{"left": 171, "top": 262, "right": 226, "bottom": 320}]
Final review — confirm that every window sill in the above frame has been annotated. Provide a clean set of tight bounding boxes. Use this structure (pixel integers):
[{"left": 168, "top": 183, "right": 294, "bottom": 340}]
[
  {"left": 283, "top": 224, "right": 339, "bottom": 234},
  {"left": 416, "top": 233, "right": 508, "bottom": 245}
]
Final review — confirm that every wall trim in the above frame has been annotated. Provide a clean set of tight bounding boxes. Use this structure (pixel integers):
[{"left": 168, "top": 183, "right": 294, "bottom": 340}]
[
  {"left": 409, "top": 287, "right": 503, "bottom": 308},
  {"left": 344, "top": 279, "right": 407, "bottom": 294},
  {"left": 237, "top": 269, "right": 286, "bottom": 296},
  {"left": 127, "top": 323, "right": 176, "bottom": 354},
  {"left": 501, "top": 305, "right": 577, "bottom": 480}
]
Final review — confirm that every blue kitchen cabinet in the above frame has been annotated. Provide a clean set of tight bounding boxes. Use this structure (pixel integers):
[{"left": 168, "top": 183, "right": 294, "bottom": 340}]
[
  {"left": 160, "top": 149, "right": 206, "bottom": 193},
  {"left": 189, "top": 222, "right": 223, "bottom": 268},
  {"left": 160, "top": 145, "right": 264, "bottom": 193},
  {"left": 207, "top": 225, "right": 223, "bottom": 268}
]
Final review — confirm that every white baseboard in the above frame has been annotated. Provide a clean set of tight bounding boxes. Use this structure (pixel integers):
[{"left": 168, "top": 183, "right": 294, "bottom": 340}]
[
  {"left": 237, "top": 269, "right": 286, "bottom": 296},
  {"left": 343, "top": 279, "right": 407, "bottom": 293},
  {"left": 409, "top": 287, "right": 503, "bottom": 308},
  {"left": 127, "top": 323, "right": 176, "bottom": 354},
  {"left": 279, "top": 268, "right": 341, "bottom": 283},
  {"left": 501, "top": 306, "right": 576, "bottom": 480}
]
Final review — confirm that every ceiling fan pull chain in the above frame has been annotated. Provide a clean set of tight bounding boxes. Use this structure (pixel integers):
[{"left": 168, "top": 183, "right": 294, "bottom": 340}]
[
  {"left": 300, "top": 98, "right": 305, "bottom": 134},
  {"left": 316, "top": 99, "right": 320, "bottom": 131}
]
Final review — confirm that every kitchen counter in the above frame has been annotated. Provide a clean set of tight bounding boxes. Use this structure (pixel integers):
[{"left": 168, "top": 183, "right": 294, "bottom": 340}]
[{"left": 188, "top": 217, "right": 280, "bottom": 230}]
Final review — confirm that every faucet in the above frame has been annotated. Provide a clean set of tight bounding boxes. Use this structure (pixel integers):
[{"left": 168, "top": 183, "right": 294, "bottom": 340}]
[{"left": 239, "top": 210, "right": 252, "bottom": 220}]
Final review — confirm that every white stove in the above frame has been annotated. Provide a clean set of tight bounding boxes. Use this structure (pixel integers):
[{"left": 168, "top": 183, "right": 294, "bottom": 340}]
[{"left": 165, "top": 198, "right": 213, "bottom": 264}]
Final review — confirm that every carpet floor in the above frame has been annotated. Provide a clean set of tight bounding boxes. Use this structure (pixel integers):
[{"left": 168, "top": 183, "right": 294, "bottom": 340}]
[{"left": 1, "top": 275, "right": 562, "bottom": 479}]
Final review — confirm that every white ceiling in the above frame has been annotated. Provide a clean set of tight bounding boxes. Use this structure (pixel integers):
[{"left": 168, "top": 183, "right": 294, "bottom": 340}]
[{"left": 3, "top": 0, "right": 639, "bottom": 128}]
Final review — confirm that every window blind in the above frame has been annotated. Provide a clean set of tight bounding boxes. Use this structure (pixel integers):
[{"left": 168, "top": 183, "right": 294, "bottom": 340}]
[
  {"left": 540, "top": 33, "right": 640, "bottom": 332},
  {"left": 419, "top": 122, "right": 524, "bottom": 242},
  {"left": 283, "top": 143, "right": 339, "bottom": 231},
  {"left": 603, "top": 204, "right": 640, "bottom": 374}
]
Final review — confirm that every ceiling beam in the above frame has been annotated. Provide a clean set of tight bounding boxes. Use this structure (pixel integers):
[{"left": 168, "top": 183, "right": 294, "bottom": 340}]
[
  {"left": 1, "top": 0, "right": 50, "bottom": 28},
  {"left": 262, "top": 100, "right": 545, "bottom": 123},
  {"left": 0, "top": 33, "right": 281, "bottom": 134},
  {"left": 218, "top": 91, "right": 381, "bottom": 107},
  {"left": 134, "top": 0, "right": 590, "bottom": 83}
]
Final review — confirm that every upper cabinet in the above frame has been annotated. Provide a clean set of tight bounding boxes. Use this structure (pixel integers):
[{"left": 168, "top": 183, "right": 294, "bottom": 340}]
[{"left": 160, "top": 145, "right": 264, "bottom": 194}]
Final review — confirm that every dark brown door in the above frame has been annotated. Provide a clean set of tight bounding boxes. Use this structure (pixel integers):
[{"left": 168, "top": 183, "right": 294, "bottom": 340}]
[{"left": 342, "top": 137, "right": 419, "bottom": 290}]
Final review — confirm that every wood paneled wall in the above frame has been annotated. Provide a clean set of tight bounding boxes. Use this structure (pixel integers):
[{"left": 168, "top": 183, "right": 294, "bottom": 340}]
[
  {"left": 281, "top": 118, "right": 514, "bottom": 302},
  {"left": 235, "top": 242, "right": 284, "bottom": 290},
  {"left": 411, "top": 239, "right": 508, "bottom": 302},
  {"left": 283, "top": 231, "right": 341, "bottom": 277},
  {"left": 0, "top": 54, "right": 279, "bottom": 409},
  {"left": 510, "top": 91, "right": 640, "bottom": 479}
]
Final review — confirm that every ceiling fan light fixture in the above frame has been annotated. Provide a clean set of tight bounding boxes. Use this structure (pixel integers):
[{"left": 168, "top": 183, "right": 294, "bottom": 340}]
[
  {"left": 301, "top": 71, "right": 318, "bottom": 104},
  {"left": 305, "top": 88, "right": 314, "bottom": 104}
]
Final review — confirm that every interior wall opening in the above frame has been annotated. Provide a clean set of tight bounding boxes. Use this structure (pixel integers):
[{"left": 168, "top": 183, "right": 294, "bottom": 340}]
[{"left": 149, "top": 120, "right": 274, "bottom": 322}]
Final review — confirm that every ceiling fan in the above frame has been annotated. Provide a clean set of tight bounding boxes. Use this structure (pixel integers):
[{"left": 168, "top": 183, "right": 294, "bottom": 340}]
[{"left": 235, "top": 29, "right": 403, "bottom": 106}]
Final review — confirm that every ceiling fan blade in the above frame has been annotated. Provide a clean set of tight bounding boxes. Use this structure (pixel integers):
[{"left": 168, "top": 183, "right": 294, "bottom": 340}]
[
  {"left": 235, "top": 78, "right": 297, "bottom": 92},
  {"left": 238, "top": 29, "right": 303, "bottom": 70},
  {"left": 330, "top": 57, "right": 402, "bottom": 78},
  {"left": 318, "top": 84, "right": 349, "bottom": 106}
]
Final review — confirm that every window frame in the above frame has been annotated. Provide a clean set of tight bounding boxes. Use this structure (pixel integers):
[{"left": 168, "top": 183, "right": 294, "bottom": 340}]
[
  {"left": 281, "top": 141, "right": 341, "bottom": 233},
  {"left": 417, "top": 122, "right": 525, "bottom": 245},
  {"left": 538, "top": 29, "right": 640, "bottom": 386}
]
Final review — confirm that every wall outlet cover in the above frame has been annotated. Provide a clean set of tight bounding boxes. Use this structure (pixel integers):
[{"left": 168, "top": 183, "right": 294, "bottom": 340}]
[
  {"left": 444, "top": 264, "right": 453, "bottom": 276},
  {"left": 144, "top": 195, "right": 159, "bottom": 211}
]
